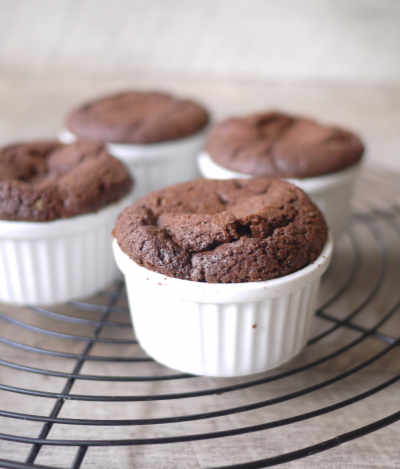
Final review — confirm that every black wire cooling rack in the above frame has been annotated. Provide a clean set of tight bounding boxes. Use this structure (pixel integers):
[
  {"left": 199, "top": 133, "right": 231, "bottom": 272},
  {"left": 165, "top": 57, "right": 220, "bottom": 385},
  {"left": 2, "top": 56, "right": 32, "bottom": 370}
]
[{"left": 0, "top": 169, "right": 400, "bottom": 469}]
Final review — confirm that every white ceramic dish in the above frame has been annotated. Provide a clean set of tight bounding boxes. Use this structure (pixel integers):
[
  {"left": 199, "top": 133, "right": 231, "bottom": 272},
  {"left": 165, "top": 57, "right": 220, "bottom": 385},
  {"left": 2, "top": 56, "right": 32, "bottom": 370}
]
[
  {"left": 0, "top": 193, "right": 132, "bottom": 306},
  {"left": 59, "top": 128, "right": 209, "bottom": 200},
  {"left": 113, "top": 235, "right": 333, "bottom": 377},
  {"left": 198, "top": 151, "right": 360, "bottom": 239}
]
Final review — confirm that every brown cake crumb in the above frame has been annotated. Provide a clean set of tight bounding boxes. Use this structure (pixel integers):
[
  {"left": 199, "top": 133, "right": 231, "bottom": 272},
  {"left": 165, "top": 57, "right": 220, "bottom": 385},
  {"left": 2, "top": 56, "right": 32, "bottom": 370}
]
[
  {"left": 66, "top": 91, "right": 210, "bottom": 144},
  {"left": 113, "top": 178, "right": 328, "bottom": 283},
  {"left": 206, "top": 111, "right": 364, "bottom": 178},
  {"left": 0, "top": 141, "right": 133, "bottom": 222}
]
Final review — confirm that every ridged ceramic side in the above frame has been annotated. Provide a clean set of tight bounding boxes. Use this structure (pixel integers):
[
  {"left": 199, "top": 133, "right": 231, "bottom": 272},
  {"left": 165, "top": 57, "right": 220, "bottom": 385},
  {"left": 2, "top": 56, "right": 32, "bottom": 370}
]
[
  {"left": 198, "top": 151, "right": 360, "bottom": 239},
  {"left": 0, "top": 194, "right": 132, "bottom": 306},
  {"left": 113, "top": 236, "right": 333, "bottom": 377},
  {"left": 59, "top": 128, "right": 209, "bottom": 200}
]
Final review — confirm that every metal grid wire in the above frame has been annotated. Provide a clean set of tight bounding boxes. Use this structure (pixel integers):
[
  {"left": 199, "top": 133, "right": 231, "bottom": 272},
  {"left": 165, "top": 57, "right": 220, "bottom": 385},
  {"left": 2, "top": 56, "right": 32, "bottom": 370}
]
[{"left": 0, "top": 169, "right": 399, "bottom": 468}]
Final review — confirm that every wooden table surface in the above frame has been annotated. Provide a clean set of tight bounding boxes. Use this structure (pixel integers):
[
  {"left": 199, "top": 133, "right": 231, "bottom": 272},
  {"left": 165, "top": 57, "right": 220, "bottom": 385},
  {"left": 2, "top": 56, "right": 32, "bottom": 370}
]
[{"left": 0, "top": 78, "right": 399, "bottom": 469}]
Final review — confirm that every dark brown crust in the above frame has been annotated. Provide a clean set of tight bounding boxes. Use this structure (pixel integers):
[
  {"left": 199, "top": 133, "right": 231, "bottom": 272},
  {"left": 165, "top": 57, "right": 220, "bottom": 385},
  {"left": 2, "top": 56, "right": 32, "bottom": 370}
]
[
  {"left": 0, "top": 141, "right": 133, "bottom": 222},
  {"left": 205, "top": 112, "right": 364, "bottom": 178},
  {"left": 66, "top": 91, "right": 210, "bottom": 144},
  {"left": 113, "top": 178, "right": 328, "bottom": 283}
]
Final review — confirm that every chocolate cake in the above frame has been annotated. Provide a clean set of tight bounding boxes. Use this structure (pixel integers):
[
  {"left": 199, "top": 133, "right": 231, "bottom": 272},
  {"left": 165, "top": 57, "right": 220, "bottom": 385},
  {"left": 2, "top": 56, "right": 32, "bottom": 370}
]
[
  {"left": 65, "top": 91, "right": 210, "bottom": 144},
  {"left": 113, "top": 178, "right": 328, "bottom": 283},
  {"left": 0, "top": 141, "right": 133, "bottom": 222},
  {"left": 205, "top": 112, "right": 364, "bottom": 178}
]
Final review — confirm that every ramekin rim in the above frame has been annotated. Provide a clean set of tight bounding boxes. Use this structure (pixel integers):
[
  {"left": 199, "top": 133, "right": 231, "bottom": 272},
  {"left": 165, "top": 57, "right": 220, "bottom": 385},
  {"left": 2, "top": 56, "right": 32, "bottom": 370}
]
[
  {"left": 59, "top": 126, "right": 209, "bottom": 149},
  {"left": 113, "top": 232, "right": 333, "bottom": 300},
  {"left": 0, "top": 191, "right": 133, "bottom": 238},
  {"left": 198, "top": 150, "right": 361, "bottom": 185}
]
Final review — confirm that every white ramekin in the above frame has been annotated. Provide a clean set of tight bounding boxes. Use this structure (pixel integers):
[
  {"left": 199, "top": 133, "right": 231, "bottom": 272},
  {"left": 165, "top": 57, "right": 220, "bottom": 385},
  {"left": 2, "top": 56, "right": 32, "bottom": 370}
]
[
  {"left": 113, "top": 235, "right": 333, "bottom": 377},
  {"left": 198, "top": 151, "right": 360, "bottom": 239},
  {"left": 0, "top": 194, "right": 132, "bottom": 306},
  {"left": 59, "top": 129, "right": 209, "bottom": 200}
]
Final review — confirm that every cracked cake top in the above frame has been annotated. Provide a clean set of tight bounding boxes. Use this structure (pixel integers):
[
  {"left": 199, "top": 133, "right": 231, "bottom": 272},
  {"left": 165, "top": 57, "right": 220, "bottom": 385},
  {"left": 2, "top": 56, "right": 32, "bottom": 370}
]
[
  {"left": 65, "top": 91, "right": 210, "bottom": 144},
  {"left": 205, "top": 111, "right": 364, "bottom": 178},
  {"left": 113, "top": 178, "right": 328, "bottom": 283},
  {"left": 0, "top": 141, "right": 133, "bottom": 222}
]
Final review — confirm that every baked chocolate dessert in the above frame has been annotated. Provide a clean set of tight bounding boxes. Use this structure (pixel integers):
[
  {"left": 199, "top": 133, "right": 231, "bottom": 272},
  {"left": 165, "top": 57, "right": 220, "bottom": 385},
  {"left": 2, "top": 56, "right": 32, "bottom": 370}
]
[
  {"left": 113, "top": 178, "right": 328, "bottom": 283},
  {"left": 65, "top": 91, "right": 210, "bottom": 144},
  {"left": 205, "top": 112, "right": 364, "bottom": 178},
  {"left": 0, "top": 141, "right": 133, "bottom": 221}
]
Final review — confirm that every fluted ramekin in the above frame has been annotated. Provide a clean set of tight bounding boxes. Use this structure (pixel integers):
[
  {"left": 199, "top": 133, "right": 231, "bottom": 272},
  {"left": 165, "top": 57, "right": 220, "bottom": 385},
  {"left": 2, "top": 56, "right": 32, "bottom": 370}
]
[
  {"left": 113, "top": 235, "right": 333, "bottom": 377},
  {"left": 59, "top": 129, "right": 209, "bottom": 200},
  {"left": 0, "top": 193, "right": 132, "bottom": 306},
  {"left": 198, "top": 151, "right": 360, "bottom": 239}
]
